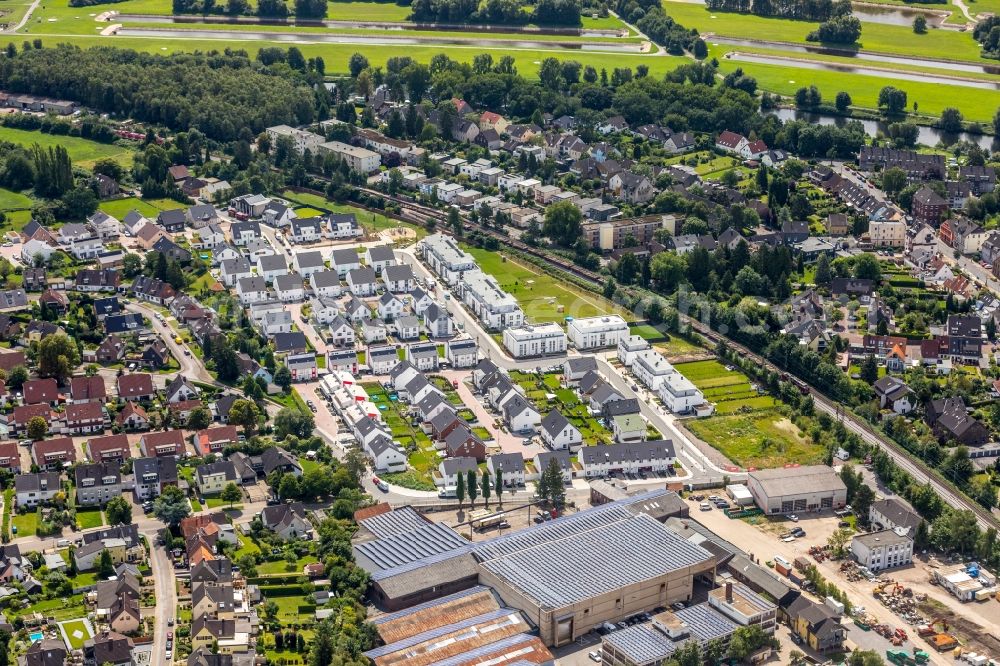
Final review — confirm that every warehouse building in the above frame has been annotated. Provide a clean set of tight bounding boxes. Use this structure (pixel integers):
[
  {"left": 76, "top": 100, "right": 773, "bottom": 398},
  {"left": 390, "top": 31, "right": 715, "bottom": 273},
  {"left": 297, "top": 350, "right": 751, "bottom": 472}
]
[
  {"left": 476, "top": 510, "right": 715, "bottom": 646},
  {"left": 365, "top": 586, "right": 554, "bottom": 666},
  {"left": 746, "top": 465, "right": 847, "bottom": 515},
  {"left": 355, "top": 490, "right": 714, "bottom": 637}
]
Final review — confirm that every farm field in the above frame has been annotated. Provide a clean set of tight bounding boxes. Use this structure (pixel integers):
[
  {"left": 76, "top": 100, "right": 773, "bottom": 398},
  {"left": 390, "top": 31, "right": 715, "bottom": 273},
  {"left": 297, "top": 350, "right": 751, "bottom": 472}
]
[
  {"left": 0, "top": 126, "right": 133, "bottom": 166},
  {"left": 466, "top": 246, "right": 631, "bottom": 323}
]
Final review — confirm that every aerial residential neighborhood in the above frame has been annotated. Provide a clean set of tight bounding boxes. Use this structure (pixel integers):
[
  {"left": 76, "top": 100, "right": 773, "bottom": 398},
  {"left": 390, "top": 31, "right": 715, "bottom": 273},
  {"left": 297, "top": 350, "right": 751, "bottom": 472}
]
[{"left": 4, "top": 15, "right": 1000, "bottom": 666}]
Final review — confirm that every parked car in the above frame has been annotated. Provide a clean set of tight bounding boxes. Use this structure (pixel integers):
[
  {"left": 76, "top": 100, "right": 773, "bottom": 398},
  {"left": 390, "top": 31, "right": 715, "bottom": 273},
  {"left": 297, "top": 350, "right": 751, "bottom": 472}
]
[
  {"left": 588, "top": 652, "right": 602, "bottom": 663},
  {"left": 699, "top": 502, "right": 712, "bottom": 511}
]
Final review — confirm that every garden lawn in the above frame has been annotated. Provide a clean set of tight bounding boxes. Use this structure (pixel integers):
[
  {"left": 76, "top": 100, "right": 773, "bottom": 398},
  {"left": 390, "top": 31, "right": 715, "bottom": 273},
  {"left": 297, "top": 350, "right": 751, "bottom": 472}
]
[
  {"left": 257, "top": 555, "right": 318, "bottom": 575},
  {"left": 0, "top": 187, "right": 32, "bottom": 211},
  {"left": 11, "top": 511, "right": 38, "bottom": 536},
  {"left": 0, "top": 127, "right": 133, "bottom": 166},
  {"left": 75, "top": 507, "right": 104, "bottom": 529},
  {"left": 656, "top": 334, "right": 705, "bottom": 357},
  {"left": 204, "top": 496, "right": 242, "bottom": 509},
  {"left": 235, "top": 536, "right": 262, "bottom": 559},
  {"left": 60, "top": 618, "right": 93, "bottom": 650},
  {"left": 98, "top": 198, "right": 163, "bottom": 219},
  {"left": 14, "top": 595, "right": 85, "bottom": 622},
  {"left": 686, "top": 408, "right": 823, "bottom": 469},
  {"left": 466, "top": 246, "right": 629, "bottom": 322}
]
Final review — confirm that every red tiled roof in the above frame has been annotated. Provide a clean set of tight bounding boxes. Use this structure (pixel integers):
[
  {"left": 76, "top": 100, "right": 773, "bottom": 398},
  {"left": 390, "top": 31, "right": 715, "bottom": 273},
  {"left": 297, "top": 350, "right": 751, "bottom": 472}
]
[
  {"left": 23, "top": 378, "right": 59, "bottom": 405},
  {"left": 13, "top": 403, "right": 51, "bottom": 425},
  {"left": 117, "top": 374, "right": 155, "bottom": 399},
  {"left": 65, "top": 402, "right": 106, "bottom": 423},
  {"left": 87, "top": 433, "right": 131, "bottom": 460},
  {"left": 0, "top": 351, "right": 26, "bottom": 372},
  {"left": 70, "top": 376, "right": 107, "bottom": 401}
]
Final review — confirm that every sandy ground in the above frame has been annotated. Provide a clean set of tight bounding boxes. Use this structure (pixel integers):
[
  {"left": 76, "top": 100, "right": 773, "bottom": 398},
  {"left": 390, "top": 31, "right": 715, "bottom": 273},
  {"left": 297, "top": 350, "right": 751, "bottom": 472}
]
[{"left": 690, "top": 499, "right": 1000, "bottom": 661}]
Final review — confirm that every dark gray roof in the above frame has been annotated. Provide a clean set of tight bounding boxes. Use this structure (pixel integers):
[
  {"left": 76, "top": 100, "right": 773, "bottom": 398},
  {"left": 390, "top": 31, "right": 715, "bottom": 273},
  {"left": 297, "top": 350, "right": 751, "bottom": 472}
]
[
  {"left": 349, "top": 267, "right": 377, "bottom": 284},
  {"left": 564, "top": 356, "right": 598, "bottom": 375},
  {"left": 540, "top": 410, "right": 573, "bottom": 439},
  {"left": 355, "top": 521, "right": 467, "bottom": 571},
  {"left": 274, "top": 273, "right": 303, "bottom": 291},
  {"left": 441, "top": 455, "right": 478, "bottom": 476},
  {"left": 295, "top": 250, "right": 325, "bottom": 268},
  {"left": 310, "top": 269, "right": 338, "bottom": 288},
  {"left": 383, "top": 264, "right": 414, "bottom": 282},
  {"left": 257, "top": 254, "right": 287, "bottom": 272},
  {"left": 580, "top": 440, "right": 675, "bottom": 466},
  {"left": 488, "top": 452, "right": 524, "bottom": 473},
  {"left": 331, "top": 249, "right": 359, "bottom": 266},
  {"left": 368, "top": 245, "right": 396, "bottom": 263}
]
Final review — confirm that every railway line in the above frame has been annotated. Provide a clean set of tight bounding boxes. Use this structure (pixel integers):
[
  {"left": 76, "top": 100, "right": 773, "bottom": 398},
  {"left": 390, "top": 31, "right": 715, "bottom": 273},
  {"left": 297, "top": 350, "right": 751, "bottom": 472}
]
[{"left": 362, "top": 188, "right": 999, "bottom": 530}]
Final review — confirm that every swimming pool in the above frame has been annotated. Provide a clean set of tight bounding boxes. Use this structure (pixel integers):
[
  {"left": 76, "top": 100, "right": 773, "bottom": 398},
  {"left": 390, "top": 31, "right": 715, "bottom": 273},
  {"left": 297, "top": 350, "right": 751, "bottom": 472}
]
[{"left": 29, "top": 632, "right": 43, "bottom": 642}]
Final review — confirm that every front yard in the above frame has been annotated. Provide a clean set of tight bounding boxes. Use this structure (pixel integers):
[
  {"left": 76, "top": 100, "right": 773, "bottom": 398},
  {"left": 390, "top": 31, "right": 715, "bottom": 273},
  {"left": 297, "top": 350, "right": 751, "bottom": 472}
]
[{"left": 75, "top": 507, "right": 105, "bottom": 530}]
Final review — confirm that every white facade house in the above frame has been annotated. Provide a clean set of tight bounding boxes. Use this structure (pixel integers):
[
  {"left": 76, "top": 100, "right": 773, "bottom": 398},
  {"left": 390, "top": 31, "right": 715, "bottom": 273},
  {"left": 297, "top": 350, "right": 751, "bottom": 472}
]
[
  {"left": 460, "top": 270, "right": 524, "bottom": 330},
  {"left": 256, "top": 253, "right": 288, "bottom": 283},
  {"left": 502, "top": 323, "right": 567, "bottom": 359},
  {"left": 330, "top": 249, "right": 362, "bottom": 278},
  {"left": 318, "top": 140, "right": 381, "bottom": 174},
  {"left": 617, "top": 336, "right": 651, "bottom": 367},
  {"left": 850, "top": 530, "right": 913, "bottom": 572},
  {"left": 274, "top": 273, "right": 305, "bottom": 302},
  {"left": 486, "top": 453, "right": 525, "bottom": 487},
  {"left": 579, "top": 440, "right": 675, "bottom": 478},
  {"left": 294, "top": 251, "right": 326, "bottom": 279},
  {"left": 421, "top": 234, "right": 476, "bottom": 284},
  {"left": 310, "top": 269, "right": 342, "bottom": 298},
  {"left": 632, "top": 348, "right": 675, "bottom": 391},
  {"left": 540, "top": 410, "right": 582, "bottom": 451},
  {"left": 236, "top": 276, "right": 269, "bottom": 305},
  {"left": 869, "top": 219, "right": 907, "bottom": 248},
  {"left": 328, "top": 316, "right": 355, "bottom": 347},
  {"left": 567, "top": 315, "right": 630, "bottom": 350},
  {"left": 348, "top": 267, "right": 378, "bottom": 297},
  {"left": 446, "top": 339, "right": 478, "bottom": 368},
  {"left": 658, "top": 373, "right": 705, "bottom": 414}
]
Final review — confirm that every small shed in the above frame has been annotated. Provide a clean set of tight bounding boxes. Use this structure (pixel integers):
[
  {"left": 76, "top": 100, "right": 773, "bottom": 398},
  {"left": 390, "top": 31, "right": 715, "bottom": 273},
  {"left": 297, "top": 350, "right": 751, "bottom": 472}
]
[{"left": 726, "top": 484, "right": 754, "bottom": 506}]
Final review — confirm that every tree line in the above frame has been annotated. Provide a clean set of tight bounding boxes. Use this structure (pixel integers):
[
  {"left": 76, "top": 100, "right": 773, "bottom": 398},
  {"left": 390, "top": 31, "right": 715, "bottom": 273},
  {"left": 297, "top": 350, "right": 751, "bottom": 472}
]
[
  {"left": 705, "top": 0, "right": 855, "bottom": 21},
  {"left": 0, "top": 44, "right": 318, "bottom": 142}
]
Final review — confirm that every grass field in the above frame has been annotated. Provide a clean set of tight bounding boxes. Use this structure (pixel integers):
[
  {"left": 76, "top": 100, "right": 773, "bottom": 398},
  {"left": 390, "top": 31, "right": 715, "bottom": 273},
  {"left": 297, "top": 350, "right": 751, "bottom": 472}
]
[
  {"left": 669, "top": 1, "right": 986, "bottom": 62},
  {"left": 75, "top": 507, "right": 105, "bottom": 530},
  {"left": 11, "top": 510, "right": 38, "bottom": 536},
  {"left": 60, "top": 619, "right": 93, "bottom": 650},
  {"left": 466, "top": 246, "right": 630, "bottom": 323},
  {"left": 257, "top": 554, "right": 318, "bottom": 575},
  {"left": 686, "top": 408, "right": 822, "bottom": 469},
  {"left": 0, "top": 188, "right": 32, "bottom": 211},
  {"left": 14, "top": 595, "right": 85, "bottom": 622},
  {"left": 0, "top": 126, "right": 132, "bottom": 167},
  {"left": 675, "top": 359, "right": 779, "bottom": 415},
  {"left": 98, "top": 197, "right": 166, "bottom": 219}
]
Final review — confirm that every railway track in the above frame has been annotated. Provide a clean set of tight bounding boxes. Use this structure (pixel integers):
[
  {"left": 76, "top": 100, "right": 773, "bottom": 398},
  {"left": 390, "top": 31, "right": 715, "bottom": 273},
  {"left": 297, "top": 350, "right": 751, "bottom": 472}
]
[{"left": 376, "top": 191, "right": 999, "bottom": 529}]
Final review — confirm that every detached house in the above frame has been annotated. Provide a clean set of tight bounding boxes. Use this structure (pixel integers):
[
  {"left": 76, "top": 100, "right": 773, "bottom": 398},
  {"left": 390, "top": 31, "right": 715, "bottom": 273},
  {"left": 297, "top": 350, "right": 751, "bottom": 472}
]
[
  {"left": 540, "top": 410, "right": 582, "bottom": 451},
  {"left": 118, "top": 373, "right": 156, "bottom": 401},
  {"left": 873, "top": 376, "right": 914, "bottom": 415}
]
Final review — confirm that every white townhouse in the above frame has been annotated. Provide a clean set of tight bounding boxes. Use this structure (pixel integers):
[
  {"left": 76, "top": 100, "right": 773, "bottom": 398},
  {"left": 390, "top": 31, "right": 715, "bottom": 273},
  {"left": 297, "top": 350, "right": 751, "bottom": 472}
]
[
  {"left": 567, "top": 315, "right": 630, "bottom": 350},
  {"left": 421, "top": 233, "right": 476, "bottom": 284},
  {"left": 502, "top": 323, "right": 567, "bottom": 359},
  {"left": 310, "top": 269, "right": 342, "bottom": 298},
  {"left": 460, "top": 270, "right": 524, "bottom": 331}
]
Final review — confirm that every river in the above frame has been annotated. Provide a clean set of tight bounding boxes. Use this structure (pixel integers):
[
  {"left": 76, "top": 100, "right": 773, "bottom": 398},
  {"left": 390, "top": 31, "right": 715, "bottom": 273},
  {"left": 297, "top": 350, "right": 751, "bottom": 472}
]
[{"left": 771, "top": 108, "right": 998, "bottom": 150}]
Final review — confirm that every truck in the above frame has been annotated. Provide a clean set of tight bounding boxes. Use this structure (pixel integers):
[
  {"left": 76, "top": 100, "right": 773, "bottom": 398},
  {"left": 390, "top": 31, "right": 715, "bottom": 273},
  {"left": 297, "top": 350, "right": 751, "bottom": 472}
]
[{"left": 471, "top": 512, "right": 509, "bottom": 532}]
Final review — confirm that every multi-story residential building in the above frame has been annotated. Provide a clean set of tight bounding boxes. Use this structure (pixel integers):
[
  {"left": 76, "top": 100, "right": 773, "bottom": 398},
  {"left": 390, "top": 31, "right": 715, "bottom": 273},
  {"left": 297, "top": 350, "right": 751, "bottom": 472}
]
[
  {"left": 266, "top": 125, "right": 325, "bottom": 154},
  {"left": 75, "top": 462, "right": 123, "bottom": 506},
  {"left": 502, "top": 323, "right": 567, "bottom": 358},
  {"left": 868, "top": 219, "right": 906, "bottom": 248},
  {"left": 133, "top": 456, "right": 178, "bottom": 501},
  {"left": 459, "top": 270, "right": 524, "bottom": 330},
  {"left": 631, "top": 348, "right": 675, "bottom": 392},
  {"left": 567, "top": 315, "right": 630, "bottom": 350},
  {"left": 318, "top": 141, "right": 381, "bottom": 173},
  {"left": 420, "top": 234, "right": 476, "bottom": 284},
  {"left": 658, "top": 373, "right": 705, "bottom": 414}
]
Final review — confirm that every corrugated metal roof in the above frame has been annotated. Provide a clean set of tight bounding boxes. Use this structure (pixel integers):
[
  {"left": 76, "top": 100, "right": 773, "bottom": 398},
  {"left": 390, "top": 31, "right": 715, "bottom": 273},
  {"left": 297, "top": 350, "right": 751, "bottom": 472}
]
[
  {"left": 360, "top": 506, "right": 431, "bottom": 538},
  {"left": 371, "top": 586, "right": 493, "bottom": 626},
  {"left": 426, "top": 634, "right": 546, "bottom": 666},
  {"left": 675, "top": 604, "right": 738, "bottom": 643},
  {"left": 370, "top": 547, "right": 475, "bottom": 583},
  {"left": 602, "top": 625, "right": 677, "bottom": 663},
  {"left": 356, "top": 522, "right": 468, "bottom": 571},
  {"left": 479, "top": 513, "right": 713, "bottom": 609},
  {"left": 363, "top": 608, "right": 521, "bottom": 659}
]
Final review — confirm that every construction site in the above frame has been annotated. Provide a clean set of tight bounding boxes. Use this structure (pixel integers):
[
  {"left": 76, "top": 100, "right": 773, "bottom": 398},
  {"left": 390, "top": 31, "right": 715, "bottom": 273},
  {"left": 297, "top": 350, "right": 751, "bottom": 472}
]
[{"left": 690, "top": 499, "right": 1000, "bottom": 663}]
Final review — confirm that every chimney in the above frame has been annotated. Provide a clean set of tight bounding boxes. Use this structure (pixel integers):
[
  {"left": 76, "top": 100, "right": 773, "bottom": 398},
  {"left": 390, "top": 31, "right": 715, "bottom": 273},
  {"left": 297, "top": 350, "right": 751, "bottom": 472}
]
[{"left": 725, "top": 582, "right": 733, "bottom": 603}]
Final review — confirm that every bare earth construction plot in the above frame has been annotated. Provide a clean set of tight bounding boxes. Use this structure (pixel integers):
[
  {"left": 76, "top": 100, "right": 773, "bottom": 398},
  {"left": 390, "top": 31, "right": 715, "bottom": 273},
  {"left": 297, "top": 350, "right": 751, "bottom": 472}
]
[{"left": 677, "top": 360, "right": 823, "bottom": 470}]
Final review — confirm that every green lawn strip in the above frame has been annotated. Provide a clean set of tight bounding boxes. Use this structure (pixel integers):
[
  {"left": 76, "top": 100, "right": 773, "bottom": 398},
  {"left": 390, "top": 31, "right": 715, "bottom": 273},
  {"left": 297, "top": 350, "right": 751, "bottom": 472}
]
[
  {"left": 466, "top": 246, "right": 628, "bottom": 322},
  {"left": 686, "top": 408, "right": 821, "bottom": 468},
  {"left": 0, "top": 187, "right": 33, "bottom": 211},
  {"left": 98, "top": 197, "right": 164, "bottom": 219},
  {"left": 0, "top": 126, "right": 133, "bottom": 166},
  {"left": 1, "top": 488, "right": 12, "bottom": 539},
  {"left": 280, "top": 190, "right": 413, "bottom": 236},
  {"left": 12, "top": 595, "right": 86, "bottom": 621},
  {"left": 712, "top": 42, "right": 1000, "bottom": 84},
  {"left": 235, "top": 535, "right": 262, "bottom": 559},
  {"left": 75, "top": 507, "right": 105, "bottom": 529},
  {"left": 257, "top": 555, "right": 318, "bottom": 575},
  {"left": 61, "top": 619, "right": 93, "bottom": 650}
]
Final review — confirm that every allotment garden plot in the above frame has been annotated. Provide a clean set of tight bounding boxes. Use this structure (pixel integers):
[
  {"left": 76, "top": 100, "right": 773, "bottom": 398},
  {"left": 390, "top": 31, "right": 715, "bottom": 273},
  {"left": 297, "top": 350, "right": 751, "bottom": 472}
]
[{"left": 677, "top": 360, "right": 824, "bottom": 469}]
